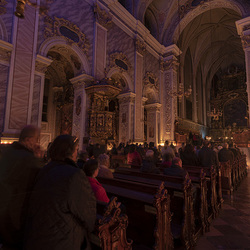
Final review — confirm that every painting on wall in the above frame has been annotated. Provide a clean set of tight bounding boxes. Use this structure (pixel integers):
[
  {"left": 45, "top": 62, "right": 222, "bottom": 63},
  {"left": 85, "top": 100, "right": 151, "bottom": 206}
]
[{"left": 224, "top": 99, "right": 247, "bottom": 127}]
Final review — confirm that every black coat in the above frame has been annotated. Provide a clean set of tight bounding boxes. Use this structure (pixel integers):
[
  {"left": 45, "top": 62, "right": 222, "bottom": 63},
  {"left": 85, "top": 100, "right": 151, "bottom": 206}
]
[
  {"left": 23, "top": 159, "right": 96, "bottom": 250},
  {"left": 0, "top": 142, "right": 42, "bottom": 248},
  {"left": 198, "top": 146, "right": 219, "bottom": 168}
]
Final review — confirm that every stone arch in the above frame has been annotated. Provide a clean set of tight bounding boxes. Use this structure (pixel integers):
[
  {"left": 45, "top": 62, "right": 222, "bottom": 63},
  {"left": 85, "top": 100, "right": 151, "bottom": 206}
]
[
  {"left": 38, "top": 36, "right": 91, "bottom": 75},
  {"left": 106, "top": 68, "right": 134, "bottom": 92},
  {"left": 0, "top": 16, "right": 8, "bottom": 41},
  {"left": 170, "top": 0, "right": 243, "bottom": 45}
]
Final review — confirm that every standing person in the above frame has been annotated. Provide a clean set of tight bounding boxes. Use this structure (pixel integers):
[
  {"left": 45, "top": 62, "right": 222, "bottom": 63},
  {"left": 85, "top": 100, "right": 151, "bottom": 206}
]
[
  {"left": 0, "top": 125, "right": 42, "bottom": 249},
  {"left": 24, "top": 135, "right": 96, "bottom": 250},
  {"left": 198, "top": 140, "right": 219, "bottom": 169}
]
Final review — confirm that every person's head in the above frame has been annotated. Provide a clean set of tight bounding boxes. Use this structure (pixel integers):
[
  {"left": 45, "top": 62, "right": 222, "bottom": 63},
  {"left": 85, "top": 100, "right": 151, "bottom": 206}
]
[
  {"left": 98, "top": 153, "right": 110, "bottom": 167},
  {"left": 172, "top": 157, "right": 182, "bottom": 168},
  {"left": 184, "top": 144, "right": 194, "bottom": 153},
  {"left": 163, "top": 153, "right": 174, "bottom": 162},
  {"left": 223, "top": 143, "right": 229, "bottom": 149},
  {"left": 19, "top": 125, "right": 40, "bottom": 152},
  {"left": 78, "top": 150, "right": 89, "bottom": 161},
  {"left": 84, "top": 159, "right": 99, "bottom": 177},
  {"left": 49, "top": 135, "right": 79, "bottom": 162},
  {"left": 203, "top": 140, "right": 210, "bottom": 147},
  {"left": 146, "top": 150, "right": 154, "bottom": 160},
  {"left": 129, "top": 144, "right": 136, "bottom": 153},
  {"left": 149, "top": 142, "right": 154, "bottom": 148},
  {"left": 164, "top": 140, "right": 169, "bottom": 146}
]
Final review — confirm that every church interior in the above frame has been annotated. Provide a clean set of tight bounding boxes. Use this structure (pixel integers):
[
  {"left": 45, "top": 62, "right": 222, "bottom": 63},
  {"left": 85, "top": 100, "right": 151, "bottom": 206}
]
[{"left": 0, "top": 0, "right": 250, "bottom": 249}]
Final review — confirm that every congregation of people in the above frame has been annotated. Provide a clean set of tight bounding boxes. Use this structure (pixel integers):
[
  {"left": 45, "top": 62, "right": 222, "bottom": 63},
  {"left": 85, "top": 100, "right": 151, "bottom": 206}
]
[{"left": 0, "top": 125, "right": 244, "bottom": 250}]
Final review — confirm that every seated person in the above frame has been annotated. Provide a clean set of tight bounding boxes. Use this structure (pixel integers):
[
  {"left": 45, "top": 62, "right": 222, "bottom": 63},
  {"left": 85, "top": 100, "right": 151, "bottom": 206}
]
[
  {"left": 163, "top": 157, "right": 188, "bottom": 178},
  {"left": 77, "top": 150, "right": 89, "bottom": 170},
  {"left": 161, "top": 153, "right": 174, "bottom": 168},
  {"left": 84, "top": 159, "right": 110, "bottom": 203},
  {"left": 98, "top": 153, "right": 113, "bottom": 178},
  {"left": 127, "top": 144, "right": 142, "bottom": 166},
  {"left": 140, "top": 150, "right": 160, "bottom": 174}
]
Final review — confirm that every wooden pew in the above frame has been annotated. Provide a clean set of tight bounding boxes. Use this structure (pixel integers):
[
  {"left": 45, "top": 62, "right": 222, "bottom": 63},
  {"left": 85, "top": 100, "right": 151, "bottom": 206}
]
[
  {"left": 97, "top": 177, "right": 173, "bottom": 250},
  {"left": 220, "top": 161, "right": 233, "bottom": 195},
  {"left": 91, "top": 197, "right": 133, "bottom": 249},
  {"left": 112, "top": 168, "right": 196, "bottom": 249},
  {"left": 183, "top": 165, "right": 220, "bottom": 219}
]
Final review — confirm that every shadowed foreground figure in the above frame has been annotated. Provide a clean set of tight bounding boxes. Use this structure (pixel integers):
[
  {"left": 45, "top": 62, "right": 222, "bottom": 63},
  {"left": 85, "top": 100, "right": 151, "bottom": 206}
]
[
  {"left": 23, "top": 135, "right": 96, "bottom": 250},
  {"left": 0, "top": 125, "right": 42, "bottom": 249}
]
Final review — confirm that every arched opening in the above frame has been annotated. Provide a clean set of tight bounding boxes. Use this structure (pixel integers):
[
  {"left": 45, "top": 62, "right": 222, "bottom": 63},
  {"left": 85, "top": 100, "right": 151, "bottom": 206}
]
[{"left": 40, "top": 45, "right": 83, "bottom": 148}]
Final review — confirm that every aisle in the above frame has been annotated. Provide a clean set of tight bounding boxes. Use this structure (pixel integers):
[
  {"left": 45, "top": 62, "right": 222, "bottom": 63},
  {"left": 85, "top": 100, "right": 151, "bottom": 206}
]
[{"left": 195, "top": 171, "right": 250, "bottom": 249}]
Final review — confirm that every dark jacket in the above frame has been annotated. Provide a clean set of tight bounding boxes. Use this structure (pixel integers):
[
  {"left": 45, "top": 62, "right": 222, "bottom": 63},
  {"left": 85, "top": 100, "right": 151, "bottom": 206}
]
[
  {"left": 140, "top": 159, "right": 160, "bottom": 174},
  {"left": 181, "top": 151, "right": 200, "bottom": 166},
  {"left": 163, "top": 164, "right": 188, "bottom": 178},
  {"left": 218, "top": 148, "right": 234, "bottom": 164},
  {"left": 198, "top": 146, "right": 219, "bottom": 168},
  {"left": 23, "top": 159, "right": 96, "bottom": 250},
  {"left": 0, "top": 142, "right": 42, "bottom": 248}
]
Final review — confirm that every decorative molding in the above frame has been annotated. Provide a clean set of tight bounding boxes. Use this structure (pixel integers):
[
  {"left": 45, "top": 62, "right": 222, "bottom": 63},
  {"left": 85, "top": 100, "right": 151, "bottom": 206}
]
[
  {"left": 160, "top": 57, "right": 179, "bottom": 72},
  {"left": 70, "top": 73, "right": 94, "bottom": 90},
  {"left": 0, "top": 40, "right": 12, "bottom": 64},
  {"left": 107, "top": 52, "right": 132, "bottom": 74},
  {"left": 0, "top": 0, "right": 7, "bottom": 15},
  {"left": 241, "top": 35, "right": 250, "bottom": 49},
  {"left": 145, "top": 103, "right": 162, "bottom": 112},
  {"left": 94, "top": 3, "right": 112, "bottom": 29},
  {"left": 135, "top": 38, "right": 146, "bottom": 55},
  {"left": 143, "top": 71, "right": 159, "bottom": 90},
  {"left": 35, "top": 54, "right": 52, "bottom": 73},
  {"left": 44, "top": 16, "right": 90, "bottom": 55},
  {"left": 117, "top": 92, "right": 136, "bottom": 104}
]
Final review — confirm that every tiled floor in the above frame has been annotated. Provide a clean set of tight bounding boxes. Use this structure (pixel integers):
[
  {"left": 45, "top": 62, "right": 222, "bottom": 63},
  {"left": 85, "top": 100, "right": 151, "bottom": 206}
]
[{"left": 195, "top": 171, "right": 250, "bottom": 250}]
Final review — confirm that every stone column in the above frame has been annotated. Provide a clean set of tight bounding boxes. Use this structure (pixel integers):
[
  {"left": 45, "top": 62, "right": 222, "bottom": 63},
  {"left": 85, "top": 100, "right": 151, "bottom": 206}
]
[
  {"left": 3, "top": 3, "right": 40, "bottom": 134},
  {"left": 0, "top": 40, "right": 12, "bottom": 135},
  {"left": 203, "top": 77, "right": 207, "bottom": 126},
  {"left": 30, "top": 55, "right": 52, "bottom": 127},
  {"left": 134, "top": 38, "right": 146, "bottom": 142},
  {"left": 236, "top": 17, "right": 250, "bottom": 125},
  {"left": 160, "top": 45, "right": 180, "bottom": 141},
  {"left": 192, "top": 77, "right": 198, "bottom": 123},
  {"left": 145, "top": 103, "right": 161, "bottom": 145},
  {"left": 70, "top": 74, "right": 94, "bottom": 150},
  {"left": 117, "top": 92, "right": 136, "bottom": 143},
  {"left": 93, "top": 3, "right": 112, "bottom": 79}
]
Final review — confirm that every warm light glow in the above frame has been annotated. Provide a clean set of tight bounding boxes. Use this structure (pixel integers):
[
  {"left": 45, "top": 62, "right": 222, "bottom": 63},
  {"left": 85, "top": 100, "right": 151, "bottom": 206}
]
[{"left": 0, "top": 137, "right": 18, "bottom": 144}]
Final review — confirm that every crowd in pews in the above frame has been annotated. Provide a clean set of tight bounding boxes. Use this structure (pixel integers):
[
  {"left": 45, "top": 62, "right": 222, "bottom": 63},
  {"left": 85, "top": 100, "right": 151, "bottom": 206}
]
[{"left": 0, "top": 125, "right": 247, "bottom": 250}]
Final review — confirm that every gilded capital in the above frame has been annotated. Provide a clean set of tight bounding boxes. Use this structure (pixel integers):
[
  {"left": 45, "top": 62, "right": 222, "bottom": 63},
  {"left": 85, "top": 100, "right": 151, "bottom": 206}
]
[{"left": 94, "top": 4, "right": 112, "bottom": 29}]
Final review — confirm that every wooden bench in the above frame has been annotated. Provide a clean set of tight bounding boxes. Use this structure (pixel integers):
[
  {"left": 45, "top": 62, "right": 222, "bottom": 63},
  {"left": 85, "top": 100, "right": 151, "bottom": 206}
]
[
  {"left": 91, "top": 197, "right": 133, "bottom": 249},
  {"left": 97, "top": 177, "right": 173, "bottom": 250},
  {"left": 113, "top": 168, "right": 196, "bottom": 249},
  {"left": 183, "top": 165, "right": 220, "bottom": 219},
  {"left": 220, "top": 161, "right": 233, "bottom": 195}
]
